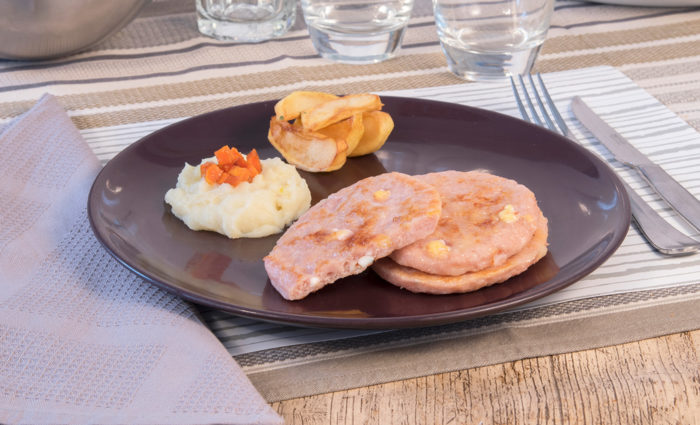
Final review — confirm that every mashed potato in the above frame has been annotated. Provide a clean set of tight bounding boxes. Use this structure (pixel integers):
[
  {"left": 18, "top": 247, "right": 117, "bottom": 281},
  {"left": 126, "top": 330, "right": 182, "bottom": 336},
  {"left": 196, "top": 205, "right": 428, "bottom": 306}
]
[{"left": 165, "top": 156, "right": 311, "bottom": 238}]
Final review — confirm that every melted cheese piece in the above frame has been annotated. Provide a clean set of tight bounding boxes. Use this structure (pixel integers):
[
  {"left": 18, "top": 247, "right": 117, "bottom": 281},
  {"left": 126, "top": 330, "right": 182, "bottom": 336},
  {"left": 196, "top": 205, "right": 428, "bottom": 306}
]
[
  {"left": 358, "top": 255, "right": 374, "bottom": 268},
  {"left": 331, "top": 228, "right": 353, "bottom": 240},
  {"left": 498, "top": 204, "right": 518, "bottom": 223},
  {"left": 373, "top": 189, "right": 391, "bottom": 201},
  {"left": 372, "top": 234, "right": 392, "bottom": 249},
  {"left": 426, "top": 239, "right": 450, "bottom": 258}
]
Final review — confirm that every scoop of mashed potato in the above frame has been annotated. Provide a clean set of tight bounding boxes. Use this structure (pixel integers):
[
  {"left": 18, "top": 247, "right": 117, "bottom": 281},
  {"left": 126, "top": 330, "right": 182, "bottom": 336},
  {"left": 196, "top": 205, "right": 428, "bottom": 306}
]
[{"left": 165, "top": 156, "right": 311, "bottom": 238}]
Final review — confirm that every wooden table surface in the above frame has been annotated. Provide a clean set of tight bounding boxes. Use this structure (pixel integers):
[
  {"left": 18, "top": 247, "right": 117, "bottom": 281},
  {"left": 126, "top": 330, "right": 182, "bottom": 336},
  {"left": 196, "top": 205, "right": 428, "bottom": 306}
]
[{"left": 274, "top": 329, "right": 700, "bottom": 423}]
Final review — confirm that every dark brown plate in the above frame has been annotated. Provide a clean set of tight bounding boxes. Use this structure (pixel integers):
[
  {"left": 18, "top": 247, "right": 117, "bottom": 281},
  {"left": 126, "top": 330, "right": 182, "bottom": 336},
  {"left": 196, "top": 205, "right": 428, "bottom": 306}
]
[{"left": 88, "top": 96, "right": 630, "bottom": 329}]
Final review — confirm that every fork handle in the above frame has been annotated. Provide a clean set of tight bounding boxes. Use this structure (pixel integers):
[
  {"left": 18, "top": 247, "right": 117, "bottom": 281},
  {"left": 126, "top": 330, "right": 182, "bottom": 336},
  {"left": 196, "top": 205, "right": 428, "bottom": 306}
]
[
  {"left": 623, "top": 180, "right": 700, "bottom": 255},
  {"left": 635, "top": 163, "right": 700, "bottom": 233}
]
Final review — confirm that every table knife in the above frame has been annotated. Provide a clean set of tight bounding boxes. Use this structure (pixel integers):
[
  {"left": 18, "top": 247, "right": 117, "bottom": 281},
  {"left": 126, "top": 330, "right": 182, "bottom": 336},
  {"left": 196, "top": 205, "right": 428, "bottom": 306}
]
[{"left": 571, "top": 96, "right": 700, "bottom": 233}]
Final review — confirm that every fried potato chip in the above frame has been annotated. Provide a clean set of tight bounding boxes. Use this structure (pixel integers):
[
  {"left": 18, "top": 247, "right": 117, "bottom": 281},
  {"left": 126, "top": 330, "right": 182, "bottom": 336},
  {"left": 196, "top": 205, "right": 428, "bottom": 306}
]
[
  {"left": 268, "top": 117, "right": 347, "bottom": 172},
  {"left": 317, "top": 112, "right": 364, "bottom": 156},
  {"left": 349, "top": 110, "right": 394, "bottom": 157},
  {"left": 274, "top": 91, "right": 339, "bottom": 122},
  {"left": 300, "top": 94, "right": 382, "bottom": 131},
  {"left": 325, "top": 136, "right": 349, "bottom": 172}
]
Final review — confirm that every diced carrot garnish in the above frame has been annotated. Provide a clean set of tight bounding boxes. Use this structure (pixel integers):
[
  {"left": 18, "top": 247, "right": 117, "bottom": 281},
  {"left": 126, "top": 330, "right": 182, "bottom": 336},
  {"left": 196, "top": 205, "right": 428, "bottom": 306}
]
[
  {"left": 234, "top": 153, "right": 248, "bottom": 167},
  {"left": 217, "top": 172, "right": 229, "bottom": 184},
  {"left": 215, "top": 145, "right": 243, "bottom": 165},
  {"left": 247, "top": 149, "right": 263, "bottom": 174},
  {"left": 200, "top": 161, "right": 216, "bottom": 175},
  {"left": 246, "top": 164, "right": 258, "bottom": 180},
  {"left": 204, "top": 163, "right": 224, "bottom": 184},
  {"left": 203, "top": 146, "right": 263, "bottom": 187},
  {"left": 214, "top": 145, "right": 232, "bottom": 165},
  {"left": 222, "top": 167, "right": 249, "bottom": 186},
  {"left": 230, "top": 147, "right": 245, "bottom": 166},
  {"left": 231, "top": 166, "right": 252, "bottom": 181},
  {"left": 221, "top": 174, "right": 240, "bottom": 186}
]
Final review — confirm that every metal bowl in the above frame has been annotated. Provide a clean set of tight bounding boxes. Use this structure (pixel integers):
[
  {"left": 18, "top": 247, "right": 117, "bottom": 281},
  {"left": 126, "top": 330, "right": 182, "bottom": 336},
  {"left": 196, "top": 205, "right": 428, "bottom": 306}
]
[{"left": 0, "top": 0, "right": 150, "bottom": 60}]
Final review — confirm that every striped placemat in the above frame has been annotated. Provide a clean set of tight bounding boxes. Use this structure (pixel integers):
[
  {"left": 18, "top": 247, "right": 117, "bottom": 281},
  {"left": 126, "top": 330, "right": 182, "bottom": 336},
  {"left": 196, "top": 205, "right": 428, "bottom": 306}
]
[{"left": 1, "top": 0, "right": 699, "bottom": 402}]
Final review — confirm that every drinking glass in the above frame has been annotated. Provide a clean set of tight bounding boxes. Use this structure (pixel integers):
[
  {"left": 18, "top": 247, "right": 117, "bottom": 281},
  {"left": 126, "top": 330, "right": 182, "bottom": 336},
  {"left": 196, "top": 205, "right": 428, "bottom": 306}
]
[
  {"left": 300, "top": 0, "right": 414, "bottom": 64},
  {"left": 432, "top": 0, "right": 554, "bottom": 80},
  {"left": 197, "top": 0, "right": 296, "bottom": 42}
]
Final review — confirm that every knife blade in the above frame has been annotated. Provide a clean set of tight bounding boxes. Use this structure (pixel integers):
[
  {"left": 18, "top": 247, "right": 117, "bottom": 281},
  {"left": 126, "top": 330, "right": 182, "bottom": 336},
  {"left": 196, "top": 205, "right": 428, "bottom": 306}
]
[{"left": 571, "top": 96, "right": 700, "bottom": 233}]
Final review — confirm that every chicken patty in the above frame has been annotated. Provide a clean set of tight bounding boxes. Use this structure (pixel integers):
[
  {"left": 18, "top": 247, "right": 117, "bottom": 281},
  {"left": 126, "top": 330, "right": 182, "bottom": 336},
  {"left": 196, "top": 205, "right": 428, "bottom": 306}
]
[
  {"left": 264, "top": 172, "right": 442, "bottom": 300},
  {"left": 390, "top": 171, "right": 542, "bottom": 276},
  {"left": 373, "top": 212, "right": 548, "bottom": 294}
]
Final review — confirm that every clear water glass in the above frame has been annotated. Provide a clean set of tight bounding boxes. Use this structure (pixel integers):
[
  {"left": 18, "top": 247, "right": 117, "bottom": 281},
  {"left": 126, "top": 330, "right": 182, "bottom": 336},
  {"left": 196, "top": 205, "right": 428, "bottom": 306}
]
[
  {"left": 197, "top": 0, "right": 296, "bottom": 42},
  {"left": 300, "top": 0, "right": 414, "bottom": 64},
  {"left": 432, "top": 0, "right": 554, "bottom": 80}
]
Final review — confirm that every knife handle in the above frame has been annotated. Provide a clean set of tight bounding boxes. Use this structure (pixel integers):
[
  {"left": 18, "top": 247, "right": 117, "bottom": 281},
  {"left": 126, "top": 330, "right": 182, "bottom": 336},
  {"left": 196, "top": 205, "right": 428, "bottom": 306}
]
[
  {"left": 623, "top": 180, "right": 700, "bottom": 255},
  {"left": 635, "top": 164, "right": 700, "bottom": 233}
]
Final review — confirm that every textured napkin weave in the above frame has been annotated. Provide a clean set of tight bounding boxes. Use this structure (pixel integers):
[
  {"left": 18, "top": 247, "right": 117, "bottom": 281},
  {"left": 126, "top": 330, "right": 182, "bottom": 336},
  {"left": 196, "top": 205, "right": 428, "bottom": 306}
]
[{"left": 0, "top": 95, "right": 283, "bottom": 425}]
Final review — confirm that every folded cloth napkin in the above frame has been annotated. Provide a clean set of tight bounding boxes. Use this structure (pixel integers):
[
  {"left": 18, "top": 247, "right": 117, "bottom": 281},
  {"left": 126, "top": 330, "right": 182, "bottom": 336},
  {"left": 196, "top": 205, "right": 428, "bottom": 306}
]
[{"left": 0, "top": 95, "right": 284, "bottom": 425}]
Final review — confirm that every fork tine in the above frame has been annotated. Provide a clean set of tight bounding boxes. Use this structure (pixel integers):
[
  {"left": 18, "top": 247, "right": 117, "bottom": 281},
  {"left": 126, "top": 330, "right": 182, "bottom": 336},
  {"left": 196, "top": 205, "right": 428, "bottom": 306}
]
[
  {"left": 535, "top": 73, "right": 571, "bottom": 137},
  {"left": 528, "top": 74, "right": 557, "bottom": 132},
  {"left": 517, "top": 75, "right": 545, "bottom": 127},
  {"left": 509, "top": 76, "right": 531, "bottom": 123}
]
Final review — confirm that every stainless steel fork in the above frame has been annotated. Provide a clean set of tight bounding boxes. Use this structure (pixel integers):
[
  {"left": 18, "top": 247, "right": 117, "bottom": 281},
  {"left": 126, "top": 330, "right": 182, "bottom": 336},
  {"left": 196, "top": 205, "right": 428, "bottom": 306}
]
[{"left": 510, "top": 73, "right": 700, "bottom": 255}]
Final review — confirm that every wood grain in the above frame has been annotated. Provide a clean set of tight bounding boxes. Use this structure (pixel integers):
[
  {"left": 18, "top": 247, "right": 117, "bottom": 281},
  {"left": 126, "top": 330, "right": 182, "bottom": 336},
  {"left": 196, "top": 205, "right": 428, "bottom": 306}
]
[{"left": 273, "top": 330, "right": 700, "bottom": 424}]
